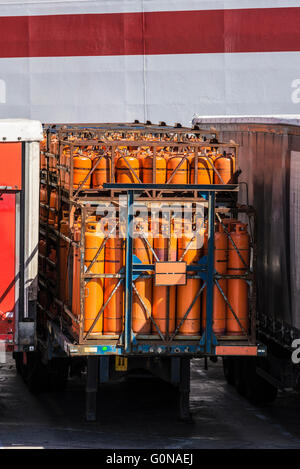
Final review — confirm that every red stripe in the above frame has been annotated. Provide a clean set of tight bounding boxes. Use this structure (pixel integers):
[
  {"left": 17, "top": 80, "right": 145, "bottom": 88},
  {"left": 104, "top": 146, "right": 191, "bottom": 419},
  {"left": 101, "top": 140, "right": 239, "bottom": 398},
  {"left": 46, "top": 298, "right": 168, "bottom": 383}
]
[{"left": 0, "top": 7, "right": 300, "bottom": 58}]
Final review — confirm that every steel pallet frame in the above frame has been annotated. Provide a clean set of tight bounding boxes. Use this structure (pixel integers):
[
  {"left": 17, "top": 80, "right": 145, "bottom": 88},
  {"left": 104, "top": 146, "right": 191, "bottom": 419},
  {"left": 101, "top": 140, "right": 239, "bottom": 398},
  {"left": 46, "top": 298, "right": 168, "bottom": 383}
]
[{"left": 38, "top": 125, "right": 262, "bottom": 359}]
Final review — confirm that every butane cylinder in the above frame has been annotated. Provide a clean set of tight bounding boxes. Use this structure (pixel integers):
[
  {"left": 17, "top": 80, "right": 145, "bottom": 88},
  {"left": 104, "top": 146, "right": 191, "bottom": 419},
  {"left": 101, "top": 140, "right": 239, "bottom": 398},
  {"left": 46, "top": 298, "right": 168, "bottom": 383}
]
[
  {"left": 92, "top": 152, "right": 111, "bottom": 188},
  {"left": 115, "top": 154, "right": 140, "bottom": 183},
  {"left": 177, "top": 224, "right": 202, "bottom": 335},
  {"left": 84, "top": 222, "right": 105, "bottom": 334},
  {"left": 103, "top": 233, "right": 124, "bottom": 335},
  {"left": 48, "top": 189, "right": 58, "bottom": 227},
  {"left": 202, "top": 224, "right": 228, "bottom": 335},
  {"left": 39, "top": 185, "right": 48, "bottom": 221},
  {"left": 190, "top": 155, "right": 214, "bottom": 184},
  {"left": 166, "top": 155, "right": 189, "bottom": 184},
  {"left": 73, "top": 153, "right": 92, "bottom": 189},
  {"left": 132, "top": 218, "right": 153, "bottom": 334},
  {"left": 142, "top": 154, "right": 166, "bottom": 184},
  {"left": 152, "top": 218, "right": 176, "bottom": 335},
  {"left": 214, "top": 154, "right": 234, "bottom": 184},
  {"left": 226, "top": 222, "right": 250, "bottom": 335}
]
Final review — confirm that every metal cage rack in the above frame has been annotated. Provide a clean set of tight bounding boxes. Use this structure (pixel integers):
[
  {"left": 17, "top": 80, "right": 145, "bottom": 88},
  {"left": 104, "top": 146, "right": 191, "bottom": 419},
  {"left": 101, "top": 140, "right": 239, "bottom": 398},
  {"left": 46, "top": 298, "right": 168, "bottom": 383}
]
[{"left": 38, "top": 123, "right": 261, "bottom": 359}]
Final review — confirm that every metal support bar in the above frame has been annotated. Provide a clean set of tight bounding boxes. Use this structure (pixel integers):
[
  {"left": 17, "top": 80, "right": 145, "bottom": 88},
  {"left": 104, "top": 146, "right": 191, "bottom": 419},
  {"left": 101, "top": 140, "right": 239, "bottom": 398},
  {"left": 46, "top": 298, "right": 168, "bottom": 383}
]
[
  {"left": 205, "top": 192, "right": 215, "bottom": 354},
  {"left": 86, "top": 356, "right": 98, "bottom": 422},
  {"left": 124, "top": 190, "right": 134, "bottom": 353}
]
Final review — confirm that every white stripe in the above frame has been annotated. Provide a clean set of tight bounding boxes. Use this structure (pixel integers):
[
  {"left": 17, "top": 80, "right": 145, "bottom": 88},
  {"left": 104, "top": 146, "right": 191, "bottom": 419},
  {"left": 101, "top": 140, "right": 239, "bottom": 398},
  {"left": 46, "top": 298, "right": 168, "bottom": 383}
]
[
  {"left": 0, "top": 51, "right": 300, "bottom": 125},
  {"left": 0, "top": 0, "right": 299, "bottom": 17}
]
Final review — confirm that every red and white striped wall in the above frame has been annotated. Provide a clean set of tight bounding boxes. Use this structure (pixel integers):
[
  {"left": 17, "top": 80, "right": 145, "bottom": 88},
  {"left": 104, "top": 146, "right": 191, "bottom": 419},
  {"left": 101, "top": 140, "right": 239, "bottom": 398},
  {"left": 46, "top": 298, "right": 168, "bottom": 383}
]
[{"left": 0, "top": 0, "right": 300, "bottom": 124}]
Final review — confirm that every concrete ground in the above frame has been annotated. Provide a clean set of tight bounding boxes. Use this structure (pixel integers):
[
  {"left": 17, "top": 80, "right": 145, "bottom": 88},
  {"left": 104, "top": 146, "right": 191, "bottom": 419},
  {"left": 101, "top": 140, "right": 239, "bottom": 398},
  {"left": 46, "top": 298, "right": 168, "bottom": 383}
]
[{"left": 0, "top": 356, "right": 300, "bottom": 449}]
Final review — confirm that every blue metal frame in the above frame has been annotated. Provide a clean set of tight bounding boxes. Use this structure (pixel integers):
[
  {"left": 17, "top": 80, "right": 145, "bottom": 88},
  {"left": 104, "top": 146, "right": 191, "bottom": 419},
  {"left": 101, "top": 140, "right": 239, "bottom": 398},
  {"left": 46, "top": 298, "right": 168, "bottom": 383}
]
[
  {"left": 119, "top": 185, "right": 221, "bottom": 356},
  {"left": 124, "top": 190, "right": 134, "bottom": 353}
]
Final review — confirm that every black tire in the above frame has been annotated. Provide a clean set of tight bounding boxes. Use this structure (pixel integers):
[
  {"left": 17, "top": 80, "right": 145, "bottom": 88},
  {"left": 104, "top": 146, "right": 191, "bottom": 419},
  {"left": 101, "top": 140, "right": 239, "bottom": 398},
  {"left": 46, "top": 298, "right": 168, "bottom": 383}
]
[
  {"left": 14, "top": 352, "right": 23, "bottom": 375},
  {"left": 23, "top": 352, "right": 49, "bottom": 394},
  {"left": 47, "top": 358, "right": 69, "bottom": 392},
  {"left": 233, "top": 358, "right": 247, "bottom": 396},
  {"left": 222, "top": 358, "right": 235, "bottom": 386},
  {"left": 244, "top": 359, "right": 278, "bottom": 405},
  {"left": 178, "top": 390, "right": 193, "bottom": 422}
]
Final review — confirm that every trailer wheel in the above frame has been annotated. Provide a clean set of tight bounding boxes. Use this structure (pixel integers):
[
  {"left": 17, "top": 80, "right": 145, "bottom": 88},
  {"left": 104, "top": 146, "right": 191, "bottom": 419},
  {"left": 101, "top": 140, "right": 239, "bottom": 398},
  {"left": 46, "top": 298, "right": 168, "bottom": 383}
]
[
  {"left": 23, "top": 352, "right": 49, "bottom": 394},
  {"left": 14, "top": 352, "right": 23, "bottom": 375},
  {"left": 244, "top": 359, "right": 278, "bottom": 405},
  {"left": 233, "top": 358, "right": 247, "bottom": 396},
  {"left": 47, "top": 358, "right": 69, "bottom": 392},
  {"left": 222, "top": 358, "right": 235, "bottom": 386}
]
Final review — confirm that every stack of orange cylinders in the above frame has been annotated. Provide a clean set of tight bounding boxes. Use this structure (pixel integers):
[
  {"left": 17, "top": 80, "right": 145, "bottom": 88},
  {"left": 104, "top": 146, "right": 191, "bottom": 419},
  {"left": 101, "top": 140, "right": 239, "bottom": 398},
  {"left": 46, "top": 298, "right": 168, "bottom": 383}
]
[
  {"left": 84, "top": 222, "right": 105, "bottom": 334},
  {"left": 73, "top": 153, "right": 92, "bottom": 189},
  {"left": 132, "top": 218, "right": 153, "bottom": 334},
  {"left": 71, "top": 215, "right": 97, "bottom": 318},
  {"left": 92, "top": 152, "right": 111, "bottom": 188},
  {"left": 177, "top": 223, "right": 202, "bottom": 335},
  {"left": 226, "top": 223, "right": 250, "bottom": 335},
  {"left": 214, "top": 154, "right": 234, "bottom": 184},
  {"left": 202, "top": 223, "right": 228, "bottom": 335},
  {"left": 166, "top": 155, "right": 189, "bottom": 184},
  {"left": 152, "top": 218, "right": 176, "bottom": 335},
  {"left": 115, "top": 154, "right": 140, "bottom": 183},
  {"left": 142, "top": 153, "right": 166, "bottom": 183},
  {"left": 190, "top": 154, "right": 214, "bottom": 184},
  {"left": 103, "top": 232, "right": 124, "bottom": 335}
]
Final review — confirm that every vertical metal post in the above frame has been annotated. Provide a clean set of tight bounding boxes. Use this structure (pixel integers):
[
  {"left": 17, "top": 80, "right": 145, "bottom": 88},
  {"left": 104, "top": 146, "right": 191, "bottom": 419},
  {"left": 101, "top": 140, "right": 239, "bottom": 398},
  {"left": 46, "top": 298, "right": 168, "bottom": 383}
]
[
  {"left": 124, "top": 190, "right": 134, "bottom": 353},
  {"left": 205, "top": 191, "right": 215, "bottom": 354},
  {"left": 86, "top": 355, "right": 99, "bottom": 421}
]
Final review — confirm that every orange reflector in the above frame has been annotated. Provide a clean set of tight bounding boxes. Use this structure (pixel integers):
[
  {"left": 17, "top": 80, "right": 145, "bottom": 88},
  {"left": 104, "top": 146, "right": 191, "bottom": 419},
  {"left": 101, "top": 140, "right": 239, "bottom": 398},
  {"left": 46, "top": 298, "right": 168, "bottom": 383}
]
[
  {"left": 155, "top": 261, "right": 186, "bottom": 286},
  {"left": 215, "top": 346, "right": 258, "bottom": 356}
]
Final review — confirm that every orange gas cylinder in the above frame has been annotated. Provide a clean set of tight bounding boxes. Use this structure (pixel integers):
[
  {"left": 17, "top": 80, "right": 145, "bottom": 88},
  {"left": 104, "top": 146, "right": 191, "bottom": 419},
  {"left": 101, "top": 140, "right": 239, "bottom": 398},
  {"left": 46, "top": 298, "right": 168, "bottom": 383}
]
[
  {"left": 73, "top": 153, "right": 92, "bottom": 189},
  {"left": 226, "top": 223, "right": 250, "bottom": 335},
  {"left": 152, "top": 220, "right": 176, "bottom": 335},
  {"left": 50, "top": 138, "right": 58, "bottom": 155},
  {"left": 103, "top": 234, "right": 124, "bottom": 335},
  {"left": 222, "top": 218, "right": 238, "bottom": 232},
  {"left": 49, "top": 154, "right": 57, "bottom": 175},
  {"left": 142, "top": 154, "right": 166, "bottom": 184},
  {"left": 38, "top": 239, "right": 47, "bottom": 272},
  {"left": 214, "top": 153, "right": 234, "bottom": 184},
  {"left": 132, "top": 218, "right": 153, "bottom": 334},
  {"left": 92, "top": 153, "right": 111, "bottom": 188},
  {"left": 177, "top": 225, "right": 202, "bottom": 335},
  {"left": 115, "top": 154, "right": 140, "bottom": 183},
  {"left": 166, "top": 155, "right": 189, "bottom": 184},
  {"left": 202, "top": 224, "right": 228, "bottom": 335},
  {"left": 59, "top": 212, "right": 70, "bottom": 305},
  {"left": 48, "top": 189, "right": 58, "bottom": 227},
  {"left": 38, "top": 239, "right": 47, "bottom": 256},
  {"left": 190, "top": 155, "right": 213, "bottom": 184},
  {"left": 84, "top": 222, "right": 105, "bottom": 334},
  {"left": 39, "top": 185, "right": 48, "bottom": 221}
]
